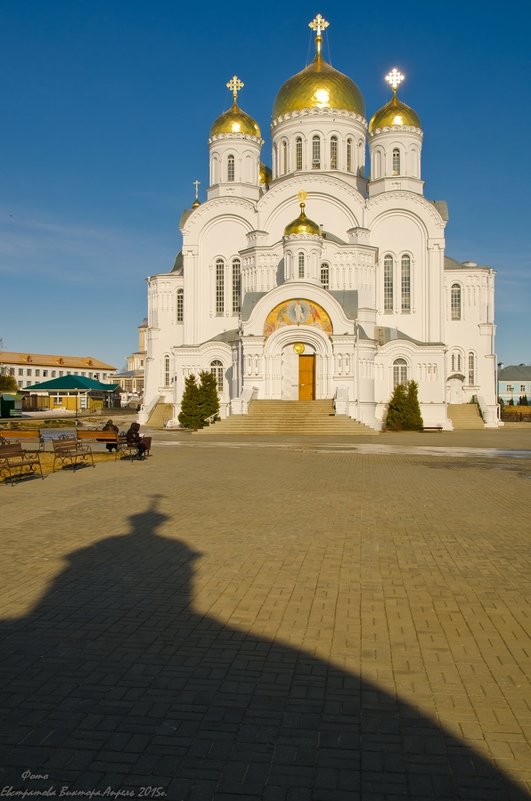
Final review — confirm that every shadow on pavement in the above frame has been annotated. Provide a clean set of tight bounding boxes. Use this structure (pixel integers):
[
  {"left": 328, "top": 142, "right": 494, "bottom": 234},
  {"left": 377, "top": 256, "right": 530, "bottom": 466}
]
[{"left": 0, "top": 496, "right": 528, "bottom": 800}]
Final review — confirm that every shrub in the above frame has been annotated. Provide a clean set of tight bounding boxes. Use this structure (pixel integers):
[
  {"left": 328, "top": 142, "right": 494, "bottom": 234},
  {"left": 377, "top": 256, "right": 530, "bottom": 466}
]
[
  {"left": 178, "top": 374, "right": 203, "bottom": 429},
  {"left": 385, "top": 381, "right": 424, "bottom": 431}
]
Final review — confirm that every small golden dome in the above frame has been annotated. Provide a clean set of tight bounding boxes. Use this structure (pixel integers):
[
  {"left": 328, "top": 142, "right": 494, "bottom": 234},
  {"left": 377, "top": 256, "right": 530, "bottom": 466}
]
[
  {"left": 210, "top": 102, "right": 261, "bottom": 138},
  {"left": 273, "top": 54, "right": 365, "bottom": 119},
  {"left": 259, "top": 162, "right": 272, "bottom": 185},
  {"left": 369, "top": 92, "right": 421, "bottom": 132},
  {"left": 284, "top": 200, "right": 321, "bottom": 237}
]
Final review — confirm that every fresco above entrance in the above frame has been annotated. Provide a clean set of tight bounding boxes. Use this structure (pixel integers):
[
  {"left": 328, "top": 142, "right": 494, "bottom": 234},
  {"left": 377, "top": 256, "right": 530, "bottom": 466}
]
[{"left": 264, "top": 299, "right": 333, "bottom": 337}]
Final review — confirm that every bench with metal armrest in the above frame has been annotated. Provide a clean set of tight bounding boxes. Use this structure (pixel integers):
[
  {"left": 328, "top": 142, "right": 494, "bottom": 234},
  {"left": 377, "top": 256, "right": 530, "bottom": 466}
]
[
  {"left": 0, "top": 443, "right": 44, "bottom": 485},
  {"left": 52, "top": 437, "right": 95, "bottom": 472}
]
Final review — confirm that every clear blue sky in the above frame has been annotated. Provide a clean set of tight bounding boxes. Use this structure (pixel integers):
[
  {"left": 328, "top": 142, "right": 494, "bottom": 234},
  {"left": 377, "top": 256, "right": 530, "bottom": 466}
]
[{"left": 0, "top": 0, "right": 529, "bottom": 369}]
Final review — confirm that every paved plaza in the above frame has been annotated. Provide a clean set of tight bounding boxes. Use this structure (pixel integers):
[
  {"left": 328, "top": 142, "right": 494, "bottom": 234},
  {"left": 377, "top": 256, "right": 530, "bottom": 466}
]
[{"left": 1, "top": 429, "right": 530, "bottom": 800}]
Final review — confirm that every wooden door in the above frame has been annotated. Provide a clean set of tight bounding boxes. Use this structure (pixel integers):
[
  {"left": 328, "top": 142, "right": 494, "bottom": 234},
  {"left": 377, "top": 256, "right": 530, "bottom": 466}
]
[{"left": 298, "top": 355, "right": 315, "bottom": 400}]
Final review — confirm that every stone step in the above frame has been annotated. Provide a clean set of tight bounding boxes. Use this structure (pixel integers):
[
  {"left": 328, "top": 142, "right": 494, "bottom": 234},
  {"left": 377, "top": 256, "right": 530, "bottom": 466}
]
[{"left": 447, "top": 403, "right": 484, "bottom": 429}]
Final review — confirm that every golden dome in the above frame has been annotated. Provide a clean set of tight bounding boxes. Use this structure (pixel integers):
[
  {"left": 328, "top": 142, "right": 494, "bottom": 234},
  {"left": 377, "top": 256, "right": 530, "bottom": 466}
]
[
  {"left": 259, "top": 162, "right": 272, "bottom": 185},
  {"left": 273, "top": 53, "right": 365, "bottom": 119},
  {"left": 284, "top": 198, "right": 321, "bottom": 237},
  {"left": 210, "top": 101, "right": 261, "bottom": 138},
  {"left": 369, "top": 93, "right": 421, "bottom": 132}
]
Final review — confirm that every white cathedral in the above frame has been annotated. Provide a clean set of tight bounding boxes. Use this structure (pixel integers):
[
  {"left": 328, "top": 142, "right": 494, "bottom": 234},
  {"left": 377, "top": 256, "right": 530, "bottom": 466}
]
[{"left": 140, "top": 14, "right": 498, "bottom": 431}]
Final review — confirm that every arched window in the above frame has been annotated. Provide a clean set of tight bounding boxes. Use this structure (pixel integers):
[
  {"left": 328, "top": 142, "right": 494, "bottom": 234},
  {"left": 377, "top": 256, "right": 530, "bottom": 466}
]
[
  {"left": 330, "top": 136, "right": 338, "bottom": 169},
  {"left": 227, "top": 154, "right": 235, "bottom": 182},
  {"left": 451, "top": 351, "right": 462, "bottom": 372},
  {"left": 176, "top": 288, "right": 184, "bottom": 322},
  {"left": 232, "top": 258, "right": 241, "bottom": 314},
  {"left": 215, "top": 259, "right": 225, "bottom": 314},
  {"left": 312, "top": 135, "right": 321, "bottom": 169},
  {"left": 282, "top": 140, "right": 288, "bottom": 174},
  {"left": 384, "top": 255, "right": 394, "bottom": 312},
  {"left": 210, "top": 359, "right": 224, "bottom": 394},
  {"left": 320, "top": 262, "right": 329, "bottom": 289},
  {"left": 298, "top": 252, "right": 305, "bottom": 279},
  {"left": 164, "top": 355, "right": 170, "bottom": 386},
  {"left": 468, "top": 352, "right": 475, "bottom": 385},
  {"left": 451, "top": 283, "right": 462, "bottom": 320},
  {"left": 346, "top": 138, "right": 352, "bottom": 172},
  {"left": 392, "top": 148, "right": 400, "bottom": 175},
  {"left": 393, "top": 358, "right": 408, "bottom": 388},
  {"left": 295, "top": 137, "right": 303, "bottom": 170},
  {"left": 401, "top": 255, "right": 411, "bottom": 312}
]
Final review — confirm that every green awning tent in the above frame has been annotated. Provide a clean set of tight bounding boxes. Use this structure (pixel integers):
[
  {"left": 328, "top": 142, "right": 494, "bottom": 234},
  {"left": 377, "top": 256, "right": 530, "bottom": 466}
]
[{"left": 25, "top": 376, "right": 119, "bottom": 392}]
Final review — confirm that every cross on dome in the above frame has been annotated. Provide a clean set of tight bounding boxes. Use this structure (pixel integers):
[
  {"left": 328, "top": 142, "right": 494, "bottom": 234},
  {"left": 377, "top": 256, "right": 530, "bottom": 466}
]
[
  {"left": 385, "top": 68, "right": 405, "bottom": 94},
  {"left": 309, "top": 13, "right": 329, "bottom": 56},
  {"left": 193, "top": 179, "right": 200, "bottom": 200},
  {"left": 227, "top": 75, "right": 244, "bottom": 102}
]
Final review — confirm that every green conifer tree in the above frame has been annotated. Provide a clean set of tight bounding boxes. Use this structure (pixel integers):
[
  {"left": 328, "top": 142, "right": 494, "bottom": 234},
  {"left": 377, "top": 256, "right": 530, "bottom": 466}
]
[
  {"left": 405, "top": 381, "right": 424, "bottom": 431},
  {"left": 198, "top": 370, "right": 220, "bottom": 424},
  {"left": 178, "top": 374, "right": 203, "bottom": 429},
  {"left": 384, "top": 383, "right": 408, "bottom": 430},
  {"left": 0, "top": 374, "right": 18, "bottom": 393}
]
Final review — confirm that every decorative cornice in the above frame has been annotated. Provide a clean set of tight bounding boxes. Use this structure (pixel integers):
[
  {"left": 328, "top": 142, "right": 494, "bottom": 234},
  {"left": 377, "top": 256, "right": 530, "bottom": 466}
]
[
  {"left": 209, "top": 133, "right": 264, "bottom": 145},
  {"left": 368, "top": 125, "right": 423, "bottom": 137},
  {"left": 283, "top": 233, "right": 322, "bottom": 242},
  {"left": 272, "top": 107, "right": 367, "bottom": 128}
]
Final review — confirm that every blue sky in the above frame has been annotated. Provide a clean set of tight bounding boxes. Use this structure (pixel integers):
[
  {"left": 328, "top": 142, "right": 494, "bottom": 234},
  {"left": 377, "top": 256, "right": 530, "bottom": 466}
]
[{"left": 0, "top": 0, "right": 529, "bottom": 369}]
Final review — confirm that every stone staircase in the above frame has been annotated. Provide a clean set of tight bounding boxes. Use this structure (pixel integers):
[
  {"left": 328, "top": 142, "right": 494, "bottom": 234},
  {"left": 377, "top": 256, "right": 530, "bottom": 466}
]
[
  {"left": 146, "top": 402, "right": 173, "bottom": 428},
  {"left": 195, "top": 400, "right": 375, "bottom": 436},
  {"left": 447, "top": 403, "right": 484, "bottom": 429}
]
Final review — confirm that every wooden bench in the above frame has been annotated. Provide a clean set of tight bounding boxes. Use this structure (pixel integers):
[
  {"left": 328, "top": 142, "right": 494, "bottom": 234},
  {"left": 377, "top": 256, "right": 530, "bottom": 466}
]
[
  {"left": 0, "top": 443, "right": 44, "bottom": 485},
  {"left": 77, "top": 429, "right": 120, "bottom": 449},
  {"left": 0, "top": 429, "right": 44, "bottom": 448},
  {"left": 422, "top": 425, "right": 443, "bottom": 431},
  {"left": 52, "top": 438, "right": 94, "bottom": 472}
]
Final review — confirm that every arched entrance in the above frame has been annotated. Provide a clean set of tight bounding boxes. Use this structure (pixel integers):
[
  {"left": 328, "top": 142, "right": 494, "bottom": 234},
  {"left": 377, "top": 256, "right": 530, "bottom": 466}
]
[
  {"left": 265, "top": 329, "right": 332, "bottom": 400},
  {"left": 447, "top": 375, "right": 464, "bottom": 404}
]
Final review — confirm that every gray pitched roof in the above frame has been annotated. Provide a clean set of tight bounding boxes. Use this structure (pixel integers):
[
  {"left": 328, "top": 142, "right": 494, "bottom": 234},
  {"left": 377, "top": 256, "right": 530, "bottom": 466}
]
[{"left": 498, "top": 365, "right": 531, "bottom": 380}]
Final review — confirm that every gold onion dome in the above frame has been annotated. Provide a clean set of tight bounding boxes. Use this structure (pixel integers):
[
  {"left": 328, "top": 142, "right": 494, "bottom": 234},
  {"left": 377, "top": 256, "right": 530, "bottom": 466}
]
[
  {"left": 369, "top": 68, "right": 421, "bottom": 132},
  {"left": 273, "top": 14, "right": 364, "bottom": 118},
  {"left": 284, "top": 194, "right": 321, "bottom": 237},
  {"left": 259, "top": 162, "right": 272, "bottom": 185},
  {"left": 210, "top": 75, "right": 261, "bottom": 138}
]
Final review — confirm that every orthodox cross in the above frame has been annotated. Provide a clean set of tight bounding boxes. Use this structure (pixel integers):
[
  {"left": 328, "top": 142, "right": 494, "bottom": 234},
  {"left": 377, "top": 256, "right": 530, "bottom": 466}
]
[
  {"left": 385, "top": 68, "right": 405, "bottom": 95},
  {"left": 193, "top": 179, "right": 200, "bottom": 201},
  {"left": 309, "top": 13, "right": 329, "bottom": 56},
  {"left": 297, "top": 190, "right": 308, "bottom": 210},
  {"left": 227, "top": 75, "right": 244, "bottom": 102}
]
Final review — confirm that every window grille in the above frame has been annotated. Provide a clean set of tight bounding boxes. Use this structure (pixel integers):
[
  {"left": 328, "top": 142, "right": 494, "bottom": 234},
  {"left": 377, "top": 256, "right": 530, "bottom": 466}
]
[
  {"left": 451, "top": 283, "right": 461, "bottom": 320},
  {"left": 296, "top": 137, "right": 303, "bottom": 170},
  {"left": 164, "top": 355, "right": 170, "bottom": 386},
  {"left": 227, "top": 155, "right": 235, "bottom": 182},
  {"left": 401, "top": 255, "right": 411, "bottom": 311},
  {"left": 210, "top": 359, "right": 223, "bottom": 393},
  {"left": 312, "top": 135, "right": 321, "bottom": 169},
  {"left": 392, "top": 148, "right": 400, "bottom": 175},
  {"left": 346, "top": 139, "right": 352, "bottom": 172},
  {"left": 468, "top": 352, "right": 475, "bottom": 385},
  {"left": 393, "top": 358, "right": 408, "bottom": 388},
  {"left": 298, "top": 252, "right": 305, "bottom": 279},
  {"left": 384, "top": 255, "right": 393, "bottom": 311},
  {"left": 330, "top": 136, "right": 338, "bottom": 169},
  {"left": 216, "top": 259, "right": 225, "bottom": 314},
  {"left": 177, "top": 289, "right": 184, "bottom": 322},
  {"left": 320, "top": 262, "right": 329, "bottom": 289},
  {"left": 282, "top": 141, "right": 288, "bottom": 174},
  {"left": 232, "top": 258, "right": 241, "bottom": 313}
]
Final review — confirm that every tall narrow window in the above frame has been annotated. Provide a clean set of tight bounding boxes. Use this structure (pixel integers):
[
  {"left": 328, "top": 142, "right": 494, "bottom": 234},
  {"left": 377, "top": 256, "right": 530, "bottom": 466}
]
[
  {"left": 282, "top": 140, "right": 288, "bottom": 174},
  {"left": 451, "top": 283, "right": 461, "bottom": 320},
  {"left": 468, "top": 352, "right": 475, "bottom": 385},
  {"left": 384, "top": 255, "right": 393, "bottom": 312},
  {"left": 401, "top": 255, "right": 411, "bottom": 312},
  {"left": 320, "top": 262, "right": 329, "bottom": 289},
  {"left": 392, "top": 148, "right": 400, "bottom": 175},
  {"left": 295, "top": 137, "right": 303, "bottom": 170},
  {"left": 164, "top": 355, "right": 170, "bottom": 386},
  {"left": 210, "top": 359, "right": 224, "bottom": 394},
  {"left": 451, "top": 352, "right": 462, "bottom": 372},
  {"left": 312, "top": 135, "right": 321, "bottom": 169},
  {"left": 298, "top": 252, "right": 305, "bottom": 279},
  {"left": 330, "top": 136, "right": 338, "bottom": 169},
  {"left": 346, "top": 138, "right": 352, "bottom": 172},
  {"left": 227, "top": 154, "right": 235, "bottom": 182},
  {"left": 176, "top": 288, "right": 184, "bottom": 322},
  {"left": 393, "top": 358, "right": 408, "bottom": 388},
  {"left": 232, "top": 258, "right": 241, "bottom": 314},
  {"left": 216, "top": 259, "right": 225, "bottom": 314}
]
